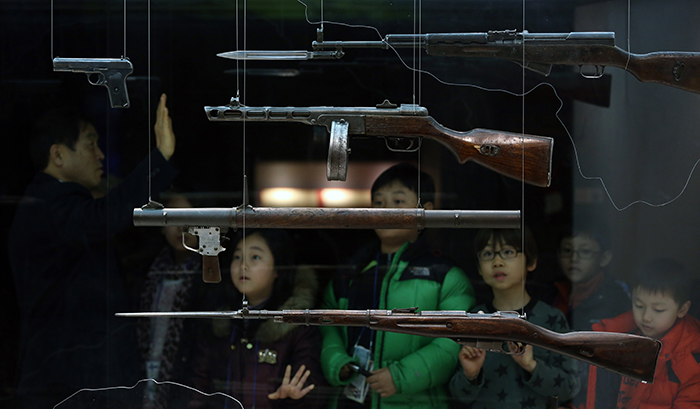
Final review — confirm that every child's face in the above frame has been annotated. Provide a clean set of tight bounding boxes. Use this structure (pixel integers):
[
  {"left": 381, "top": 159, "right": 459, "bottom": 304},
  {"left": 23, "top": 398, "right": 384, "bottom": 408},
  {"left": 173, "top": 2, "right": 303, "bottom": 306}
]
[
  {"left": 558, "top": 235, "right": 611, "bottom": 283},
  {"left": 371, "top": 180, "right": 430, "bottom": 249},
  {"left": 372, "top": 180, "right": 418, "bottom": 209},
  {"left": 230, "top": 233, "right": 277, "bottom": 305},
  {"left": 477, "top": 237, "right": 536, "bottom": 293},
  {"left": 632, "top": 287, "right": 690, "bottom": 339}
]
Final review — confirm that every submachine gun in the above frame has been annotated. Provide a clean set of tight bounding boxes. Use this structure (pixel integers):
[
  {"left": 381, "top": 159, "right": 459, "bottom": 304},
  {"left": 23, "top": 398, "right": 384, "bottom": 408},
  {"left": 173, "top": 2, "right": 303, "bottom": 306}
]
[
  {"left": 118, "top": 305, "right": 662, "bottom": 383},
  {"left": 204, "top": 99, "right": 554, "bottom": 187}
]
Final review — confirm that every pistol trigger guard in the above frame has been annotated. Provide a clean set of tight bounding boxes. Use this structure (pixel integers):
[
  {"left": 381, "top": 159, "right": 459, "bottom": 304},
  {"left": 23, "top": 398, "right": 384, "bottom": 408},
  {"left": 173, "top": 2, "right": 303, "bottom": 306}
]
[
  {"left": 507, "top": 342, "right": 526, "bottom": 355},
  {"left": 384, "top": 137, "right": 422, "bottom": 153},
  {"left": 327, "top": 119, "right": 350, "bottom": 181},
  {"left": 86, "top": 72, "right": 106, "bottom": 86},
  {"left": 579, "top": 64, "right": 606, "bottom": 79},
  {"left": 182, "top": 230, "right": 198, "bottom": 254}
]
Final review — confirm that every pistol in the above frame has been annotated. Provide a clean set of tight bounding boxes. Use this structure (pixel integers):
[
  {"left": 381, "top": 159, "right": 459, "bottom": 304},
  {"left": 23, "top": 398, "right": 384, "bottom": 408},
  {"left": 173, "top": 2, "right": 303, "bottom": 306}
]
[{"left": 53, "top": 57, "right": 133, "bottom": 108}]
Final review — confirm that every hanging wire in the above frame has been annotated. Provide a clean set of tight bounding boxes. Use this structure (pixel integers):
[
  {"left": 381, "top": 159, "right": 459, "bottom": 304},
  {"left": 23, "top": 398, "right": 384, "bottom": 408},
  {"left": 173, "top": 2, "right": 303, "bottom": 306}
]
[
  {"left": 123, "top": 0, "right": 127, "bottom": 57},
  {"left": 418, "top": 0, "right": 422, "bottom": 107},
  {"left": 412, "top": 0, "right": 416, "bottom": 106},
  {"left": 241, "top": 0, "right": 248, "bottom": 302},
  {"left": 147, "top": 0, "right": 153, "bottom": 202},
  {"left": 235, "top": 0, "right": 240, "bottom": 97},
  {"left": 520, "top": 0, "right": 527, "bottom": 315},
  {"left": 50, "top": 0, "right": 53, "bottom": 58},
  {"left": 624, "top": 0, "right": 631, "bottom": 71},
  {"left": 414, "top": 0, "right": 421, "bottom": 206}
]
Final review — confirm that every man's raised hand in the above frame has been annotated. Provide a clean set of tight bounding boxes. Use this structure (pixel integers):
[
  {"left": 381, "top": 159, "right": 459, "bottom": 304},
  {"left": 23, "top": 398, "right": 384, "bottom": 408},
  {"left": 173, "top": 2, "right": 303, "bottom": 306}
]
[{"left": 154, "top": 93, "right": 175, "bottom": 160}]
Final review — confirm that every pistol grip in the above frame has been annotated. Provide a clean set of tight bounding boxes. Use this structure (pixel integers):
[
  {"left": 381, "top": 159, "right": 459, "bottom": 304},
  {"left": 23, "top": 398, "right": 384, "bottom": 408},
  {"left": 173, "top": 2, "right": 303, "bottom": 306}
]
[
  {"left": 202, "top": 255, "right": 222, "bottom": 283},
  {"left": 105, "top": 70, "right": 131, "bottom": 108}
]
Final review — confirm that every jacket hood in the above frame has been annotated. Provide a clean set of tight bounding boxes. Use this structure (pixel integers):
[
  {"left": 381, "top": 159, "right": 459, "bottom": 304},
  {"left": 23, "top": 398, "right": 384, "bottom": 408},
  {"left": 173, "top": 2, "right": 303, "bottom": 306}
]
[
  {"left": 663, "top": 314, "right": 700, "bottom": 360},
  {"left": 255, "top": 266, "right": 318, "bottom": 344}
]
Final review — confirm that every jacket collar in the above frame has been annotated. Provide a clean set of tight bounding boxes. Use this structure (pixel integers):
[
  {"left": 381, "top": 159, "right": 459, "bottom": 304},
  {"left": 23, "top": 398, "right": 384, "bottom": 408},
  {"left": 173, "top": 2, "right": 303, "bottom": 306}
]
[{"left": 255, "top": 267, "right": 318, "bottom": 344}]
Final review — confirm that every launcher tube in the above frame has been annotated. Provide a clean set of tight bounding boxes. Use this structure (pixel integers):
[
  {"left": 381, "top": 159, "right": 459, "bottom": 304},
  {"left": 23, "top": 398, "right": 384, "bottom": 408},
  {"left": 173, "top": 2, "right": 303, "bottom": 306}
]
[{"left": 133, "top": 207, "right": 520, "bottom": 229}]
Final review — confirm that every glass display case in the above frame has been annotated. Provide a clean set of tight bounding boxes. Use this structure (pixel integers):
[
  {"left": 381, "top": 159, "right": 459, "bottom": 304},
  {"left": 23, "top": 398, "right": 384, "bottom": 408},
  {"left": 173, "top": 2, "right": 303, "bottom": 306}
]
[{"left": 2, "top": 0, "right": 699, "bottom": 408}]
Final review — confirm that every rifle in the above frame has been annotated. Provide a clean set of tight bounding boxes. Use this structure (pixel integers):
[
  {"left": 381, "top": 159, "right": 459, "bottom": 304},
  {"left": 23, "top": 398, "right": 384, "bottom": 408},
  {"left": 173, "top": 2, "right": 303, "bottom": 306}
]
[
  {"left": 204, "top": 98, "right": 554, "bottom": 187},
  {"left": 117, "top": 307, "right": 662, "bottom": 383},
  {"left": 219, "top": 29, "right": 700, "bottom": 95},
  {"left": 53, "top": 57, "right": 133, "bottom": 108}
]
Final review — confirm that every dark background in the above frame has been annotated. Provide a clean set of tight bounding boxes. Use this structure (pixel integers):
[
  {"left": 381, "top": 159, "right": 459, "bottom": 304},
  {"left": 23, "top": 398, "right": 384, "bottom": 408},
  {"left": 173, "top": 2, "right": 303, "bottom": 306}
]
[{"left": 3, "top": 0, "right": 700, "bottom": 405}]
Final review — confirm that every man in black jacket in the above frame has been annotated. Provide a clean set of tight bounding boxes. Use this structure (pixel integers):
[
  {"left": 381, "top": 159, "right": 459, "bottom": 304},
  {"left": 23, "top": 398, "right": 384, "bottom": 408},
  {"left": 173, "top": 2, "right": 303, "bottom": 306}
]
[{"left": 8, "top": 94, "right": 178, "bottom": 408}]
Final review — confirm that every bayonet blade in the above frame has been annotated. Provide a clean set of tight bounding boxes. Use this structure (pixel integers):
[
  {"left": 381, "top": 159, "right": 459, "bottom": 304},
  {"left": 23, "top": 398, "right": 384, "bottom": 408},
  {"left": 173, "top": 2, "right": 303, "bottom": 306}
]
[
  {"left": 217, "top": 50, "right": 342, "bottom": 60},
  {"left": 116, "top": 311, "right": 242, "bottom": 319}
]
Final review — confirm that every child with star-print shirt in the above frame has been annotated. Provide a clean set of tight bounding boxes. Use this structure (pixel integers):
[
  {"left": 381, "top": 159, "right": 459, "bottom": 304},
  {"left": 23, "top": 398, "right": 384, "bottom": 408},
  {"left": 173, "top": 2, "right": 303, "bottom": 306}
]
[{"left": 449, "top": 227, "right": 579, "bottom": 408}]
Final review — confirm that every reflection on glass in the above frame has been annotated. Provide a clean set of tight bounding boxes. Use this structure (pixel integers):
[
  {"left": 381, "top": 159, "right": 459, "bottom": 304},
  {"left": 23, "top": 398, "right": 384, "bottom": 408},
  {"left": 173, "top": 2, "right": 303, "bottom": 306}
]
[{"left": 53, "top": 379, "right": 243, "bottom": 409}]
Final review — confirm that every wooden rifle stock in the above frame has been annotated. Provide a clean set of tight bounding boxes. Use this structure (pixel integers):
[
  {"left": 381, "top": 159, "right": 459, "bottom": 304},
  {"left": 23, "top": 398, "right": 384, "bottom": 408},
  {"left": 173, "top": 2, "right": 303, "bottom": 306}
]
[
  {"left": 117, "top": 308, "right": 662, "bottom": 382},
  {"left": 366, "top": 116, "right": 553, "bottom": 187},
  {"left": 269, "top": 309, "right": 661, "bottom": 383}
]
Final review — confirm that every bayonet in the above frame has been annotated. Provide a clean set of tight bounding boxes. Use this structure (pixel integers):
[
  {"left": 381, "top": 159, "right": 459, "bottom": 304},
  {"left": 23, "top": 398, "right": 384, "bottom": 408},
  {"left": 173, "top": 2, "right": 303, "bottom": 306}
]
[{"left": 118, "top": 306, "right": 662, "bottom": 383}]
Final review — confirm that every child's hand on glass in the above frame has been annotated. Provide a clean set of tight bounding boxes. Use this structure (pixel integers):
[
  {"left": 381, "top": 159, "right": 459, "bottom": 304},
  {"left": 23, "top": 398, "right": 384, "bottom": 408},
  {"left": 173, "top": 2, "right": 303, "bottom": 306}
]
[{"left": 268, "top": 364, "right": 315, "bottom": 400}]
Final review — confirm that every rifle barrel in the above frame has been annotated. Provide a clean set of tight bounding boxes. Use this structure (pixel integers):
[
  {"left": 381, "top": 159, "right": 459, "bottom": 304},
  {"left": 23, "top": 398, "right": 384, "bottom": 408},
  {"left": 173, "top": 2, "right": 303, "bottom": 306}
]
[{"left": 133, "top": 207, "right": 520, "bottom": 229}]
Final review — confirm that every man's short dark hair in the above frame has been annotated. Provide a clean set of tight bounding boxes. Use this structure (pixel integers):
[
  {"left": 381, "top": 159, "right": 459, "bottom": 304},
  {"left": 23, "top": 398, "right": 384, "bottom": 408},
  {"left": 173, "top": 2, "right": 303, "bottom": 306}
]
[
  {"left": 631, "top": 258, "right": 692, "bottom": 305},
  {"left": 371, "top": 163, "right": 436, "bottom": 205},
  {"left": 30, "top": 107, "right": 91, "bottom": 172}
]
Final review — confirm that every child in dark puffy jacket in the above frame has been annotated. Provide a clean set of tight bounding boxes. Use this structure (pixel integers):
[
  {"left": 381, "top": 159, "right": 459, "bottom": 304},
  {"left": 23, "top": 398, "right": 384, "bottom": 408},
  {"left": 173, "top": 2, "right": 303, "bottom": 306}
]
[
  {"left": 188, "top": 229, "right": 326, "bottom": 409},
  {"left": 450, "top": 226, "right": 580, "bottom": 409}
]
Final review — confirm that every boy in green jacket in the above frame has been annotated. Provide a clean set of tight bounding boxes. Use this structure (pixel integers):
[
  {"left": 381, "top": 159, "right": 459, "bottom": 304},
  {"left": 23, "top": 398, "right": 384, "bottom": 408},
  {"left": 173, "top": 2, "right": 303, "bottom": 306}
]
[{"left": 320, "top": 163, "right": 476, "bottom": 409}]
